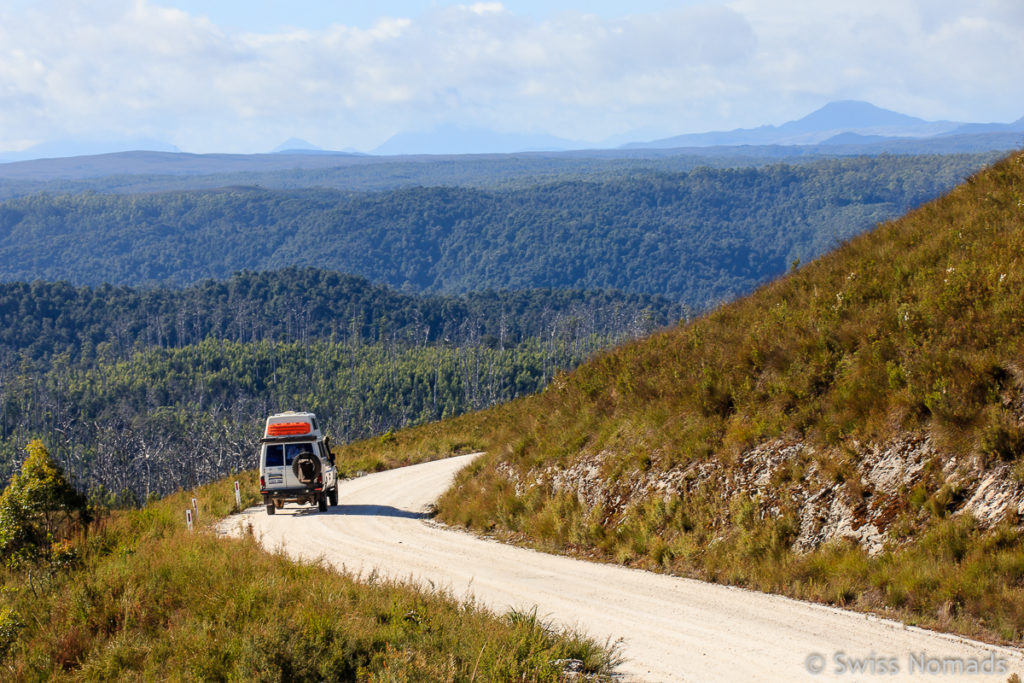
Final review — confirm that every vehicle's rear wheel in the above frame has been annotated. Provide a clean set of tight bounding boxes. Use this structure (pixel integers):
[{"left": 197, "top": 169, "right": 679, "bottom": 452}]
[
  {"left": 328, "top": 487, "right": 338, "bottom": 506},
  {"left": 266, "top": 503, "right": 275, "bottom": 515},
  {"left": 317, "top": 492, "right": 328, "bottom": 512}
]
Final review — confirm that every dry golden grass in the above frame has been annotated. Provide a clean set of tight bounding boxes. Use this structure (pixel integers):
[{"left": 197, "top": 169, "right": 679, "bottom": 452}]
[
  {"left": 422, "top": 151, "right": 1024, "bottom": 644},
  {"left": 317, "top": 151, "right": 1024, "bottom": 646}
]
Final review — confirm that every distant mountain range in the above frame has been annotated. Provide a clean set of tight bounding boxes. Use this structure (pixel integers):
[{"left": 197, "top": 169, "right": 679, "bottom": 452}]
[
  {"left": 624, "top": 100, "right": 1024, "bottom": 149},
  {"left": 0, "top": 138, "right": 181, "bottom": 163},
  {"left": 365, "top": 101, "right": 1024, "bottom": 154},
  {"left": 270, "top": 138, "right": 365, "bottom": 155},
  {"left": 0, "top": 101, "right": 1021, "bottom": 170},
  {"left": 354, "top": 101, "right": 1024, "bottom": 154},
  {"left": 0, "top": 150, "right": 375, "bottom": 182}
]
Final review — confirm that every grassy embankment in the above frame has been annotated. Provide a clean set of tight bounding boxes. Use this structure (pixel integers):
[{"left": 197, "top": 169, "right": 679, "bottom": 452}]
[
  {"left": 0, "top": 464, "right": 616, "bottom": 680},
  {"left": 342, "top": 151, "right": 1024, "bottom": 645}
]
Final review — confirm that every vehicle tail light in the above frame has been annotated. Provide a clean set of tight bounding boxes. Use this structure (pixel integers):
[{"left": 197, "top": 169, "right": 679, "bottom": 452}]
[
  {"left": 260, "top": 475, "right": 265, "bottom": 489},
  {"left": 316, "top": 474, "right": 323, "bottom": 485}
]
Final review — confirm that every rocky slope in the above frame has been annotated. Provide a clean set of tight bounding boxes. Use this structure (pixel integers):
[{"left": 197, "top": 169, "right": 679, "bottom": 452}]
[{"left": 499, "top": 433, "right": 1024, "bottom": 556}]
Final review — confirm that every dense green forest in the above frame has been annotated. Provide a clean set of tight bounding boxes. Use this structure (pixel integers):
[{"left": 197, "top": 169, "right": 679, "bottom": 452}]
[
  {"left": 0, "top": 155, "right": 994, "bottom": 307},
  {"left": 0, "top": 269, "right": 675, "bottom": 502},
  {"left": 0, "top": 268, "right": 681, "bottom": 362},
  {"left": 0, "top": 338, "right": 607, "bottom": 504},
  {"left": 0, "top": 149, "right": 836, "bottom": 198}
]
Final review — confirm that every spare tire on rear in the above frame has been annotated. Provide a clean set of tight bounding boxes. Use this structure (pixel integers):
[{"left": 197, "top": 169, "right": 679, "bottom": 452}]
[{"left": 292, "top": 451, "right": 322, "bottom": 485}]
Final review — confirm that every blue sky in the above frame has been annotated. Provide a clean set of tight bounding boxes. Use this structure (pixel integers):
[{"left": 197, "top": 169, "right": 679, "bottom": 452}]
[{"left": 0, "top": 0, "right": 1021, "bottom": 154}]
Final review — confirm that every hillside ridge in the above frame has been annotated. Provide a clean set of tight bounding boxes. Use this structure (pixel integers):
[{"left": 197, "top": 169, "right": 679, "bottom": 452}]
[
  {"left": 0, "top": 155, "right": 994, "bottom": 310},
  {"left": 385, "top": 149, "right": 1024, "bottom": 643}
]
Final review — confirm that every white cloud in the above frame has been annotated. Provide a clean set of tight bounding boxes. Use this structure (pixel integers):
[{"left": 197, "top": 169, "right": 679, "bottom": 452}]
[
  {"left": 728, "top": 0, "right": 1024, "bottom": 124},
  {"left": 0, "top": 0, "right": 1020, "bottom": 153},
  {"left": 466, "top": 3, "right": 506, "bottom": 15}
]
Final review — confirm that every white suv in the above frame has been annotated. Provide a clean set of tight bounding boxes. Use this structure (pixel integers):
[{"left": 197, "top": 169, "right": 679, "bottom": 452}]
[{"left": 258, "top": 411, "right": 339, "bottom": 514}]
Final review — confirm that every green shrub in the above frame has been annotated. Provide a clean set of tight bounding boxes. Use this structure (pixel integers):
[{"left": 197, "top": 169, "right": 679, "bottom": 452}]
[
  {"left": 0, "top": 440, "right": 89, "bottom": 567},
  {"left": 0, "top": 607, "right": 24, "bottom": 662}
]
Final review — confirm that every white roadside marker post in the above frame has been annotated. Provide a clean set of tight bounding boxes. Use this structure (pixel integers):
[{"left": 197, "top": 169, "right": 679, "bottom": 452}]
[
  {"left": 186, "top": 508, "right": 193, "bottom": 532},
  {"left": 234, "top": 481, "right": 241, "bottom": 509},
  {"left": 191, "top": 497, "right": 199, "bottom": 524}
]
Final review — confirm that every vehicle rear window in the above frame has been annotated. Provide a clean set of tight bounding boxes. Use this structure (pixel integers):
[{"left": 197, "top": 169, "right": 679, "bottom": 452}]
[
  {"left": 264, "top": 445, "right": 284, "bottom": 467},
  {"left": 264, "top": 443, "right": 315, "bottom": 467},
  {"left": 285, "top": 443, "right": 313, "bottom": 464}
]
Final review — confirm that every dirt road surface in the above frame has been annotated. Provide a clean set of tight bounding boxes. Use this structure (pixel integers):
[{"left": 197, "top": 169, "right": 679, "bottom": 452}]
[{"left": 220, "top": 453, "right": 1024, "bottom": 681}]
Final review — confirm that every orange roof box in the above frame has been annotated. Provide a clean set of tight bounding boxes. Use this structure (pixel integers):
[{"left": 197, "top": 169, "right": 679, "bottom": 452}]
[
  {"left": 266, "top": 422, "right": 311, "bottom": 436},
  {"left": 263, "top": 411, "right": 322, "bottom": 439}
]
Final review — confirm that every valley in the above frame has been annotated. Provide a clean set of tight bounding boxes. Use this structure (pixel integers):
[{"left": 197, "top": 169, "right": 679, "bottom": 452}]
[
  {"left": 3, "top": 3, "right": 1022, "bottom": 679},
  {"left": 2, "top": 145, "right": 1023, "bottom": 680}
]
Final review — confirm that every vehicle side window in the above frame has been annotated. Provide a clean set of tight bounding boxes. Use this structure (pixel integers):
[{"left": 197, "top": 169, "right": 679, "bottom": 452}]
[{"left": 264, "top": 444, "right": 284, "bottom": 467}]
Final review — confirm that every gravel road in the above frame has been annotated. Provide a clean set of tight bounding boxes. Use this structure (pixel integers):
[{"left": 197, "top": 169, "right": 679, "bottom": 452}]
[{"left": 220, "top": 453, "right": 1024, "bottom": 681}]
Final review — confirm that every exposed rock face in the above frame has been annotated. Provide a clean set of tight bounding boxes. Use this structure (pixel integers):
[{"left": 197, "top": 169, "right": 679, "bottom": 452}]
[{"left": 497, "top": 435, "right": 1024, "bottom": 555}]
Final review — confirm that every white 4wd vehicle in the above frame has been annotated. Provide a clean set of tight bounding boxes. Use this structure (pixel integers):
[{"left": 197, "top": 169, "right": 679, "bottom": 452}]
[{"left": 258, "top": 411, "right": 339, "bottom": 514}]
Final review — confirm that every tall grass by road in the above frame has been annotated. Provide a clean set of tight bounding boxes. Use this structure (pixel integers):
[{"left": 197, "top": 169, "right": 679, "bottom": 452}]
[{"left": 0, "top": 456, "right": 616, "bottom": 680}]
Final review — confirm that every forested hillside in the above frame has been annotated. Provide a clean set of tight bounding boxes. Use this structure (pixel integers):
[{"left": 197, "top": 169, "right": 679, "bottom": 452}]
[
  {"left": 0, "top": 269, "right": 674, "bottom": 503},
  {"left": 0, "top": 149, "right": 1005, "bottom": 200},
  {"left": 0, "top": 148, "right": 864, "bottom": 198},
  {"left": 347, "top": 150, "right": 1024, "bottom": 643},
  {"left": 0, "top": 155, "right": 991, "bottom": 307}
]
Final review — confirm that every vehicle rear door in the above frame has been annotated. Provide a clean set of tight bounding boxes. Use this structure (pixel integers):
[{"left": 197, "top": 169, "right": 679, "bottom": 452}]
[
  {"left": 282, "top": 442, "right": 316, "bottom": 488},
  {"left": 262, "top": 443, "right": 287, "bottom": 490}
]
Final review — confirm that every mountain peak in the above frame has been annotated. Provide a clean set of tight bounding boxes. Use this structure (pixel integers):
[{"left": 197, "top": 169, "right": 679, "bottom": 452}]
[
  {"left": 271, "top": 138, "right": 322, "bottom": 153},
  {"left": 782, "top": 100, "right": 929, "bottom": 133}
]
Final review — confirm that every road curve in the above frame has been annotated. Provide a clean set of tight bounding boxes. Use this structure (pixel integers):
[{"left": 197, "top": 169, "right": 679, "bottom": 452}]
[{"left": 220, "top": 453, "right": 1024, "bottom": 682}]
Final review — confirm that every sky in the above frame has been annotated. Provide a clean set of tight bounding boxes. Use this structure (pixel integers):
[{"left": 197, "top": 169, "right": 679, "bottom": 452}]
[{"left": 0, "top": 0, "right": 1022, "bottom": 154}]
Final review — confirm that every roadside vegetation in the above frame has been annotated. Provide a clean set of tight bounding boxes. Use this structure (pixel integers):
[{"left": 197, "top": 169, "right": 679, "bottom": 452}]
[
  {"left": 343, "top": 151, "right": 1024, "bottom": 645},
  {"left": 0, "top": 441, "right": 617, "bottom": 680}
]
